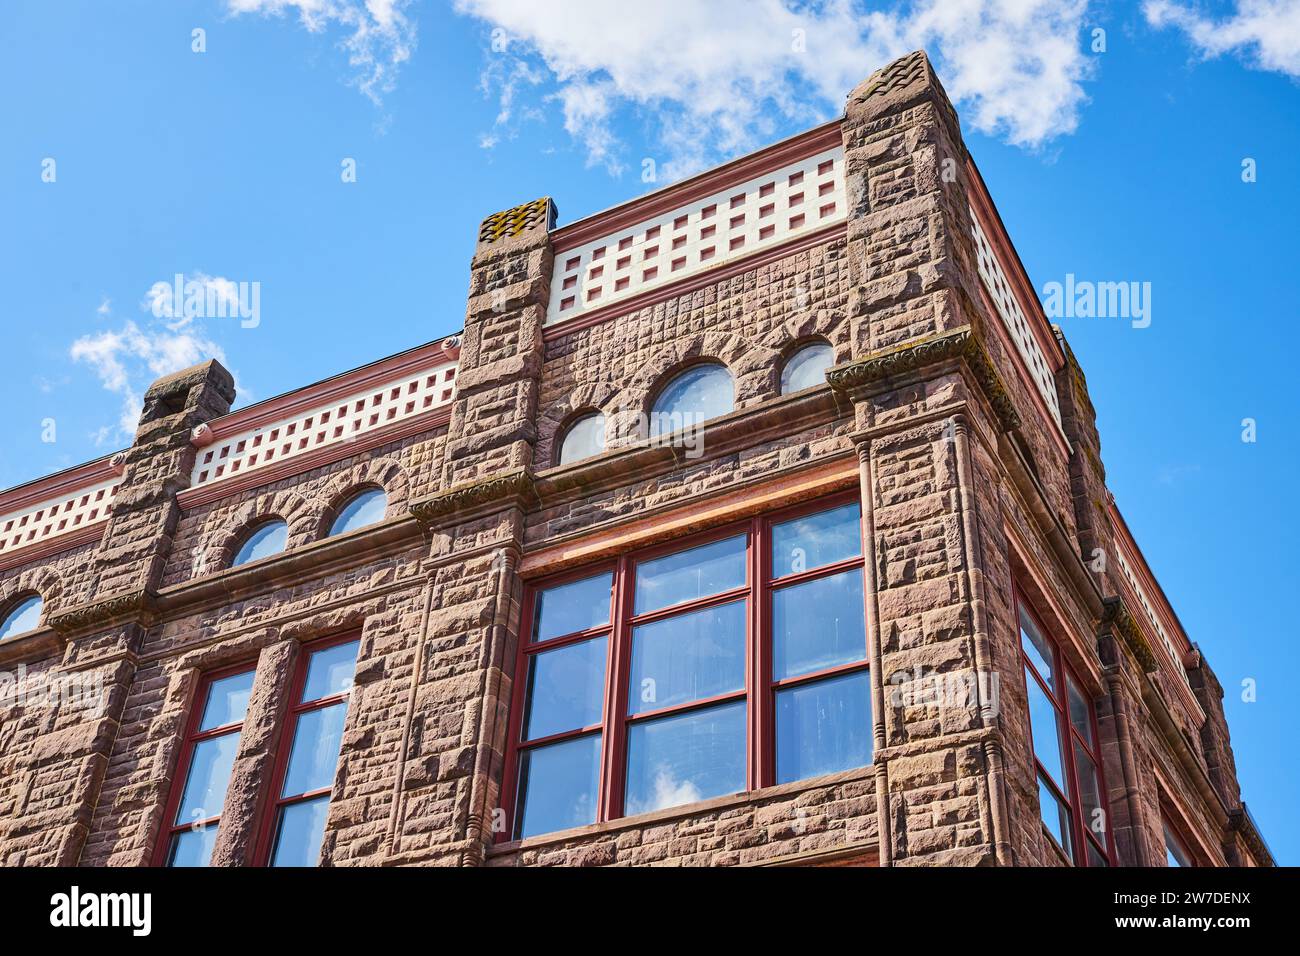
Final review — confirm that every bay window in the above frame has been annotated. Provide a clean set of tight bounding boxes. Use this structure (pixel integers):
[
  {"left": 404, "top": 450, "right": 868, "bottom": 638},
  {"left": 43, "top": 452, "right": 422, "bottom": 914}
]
[
  {"left": 504, "top": 495, "right": 873, "bottom": 840},
  {"left": 1018, "top": 593, "right": 1114, "bottom": 866}
]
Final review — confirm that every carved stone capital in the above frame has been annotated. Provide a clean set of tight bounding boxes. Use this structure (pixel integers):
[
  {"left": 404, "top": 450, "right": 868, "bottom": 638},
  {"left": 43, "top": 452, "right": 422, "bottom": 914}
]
[
  {"left": 47, "top": 588, "right": 159, "bottom": 636},
  {"left": 1099, "top": 596, "right": 1158, "bottom": 674},
  {"left": 410, "top": 469, "right": 535, "bottom": 526}
]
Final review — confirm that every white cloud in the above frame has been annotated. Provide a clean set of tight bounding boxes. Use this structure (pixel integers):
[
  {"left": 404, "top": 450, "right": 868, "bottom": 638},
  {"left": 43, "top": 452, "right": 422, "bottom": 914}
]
[
  {"left": 71, "top": 280, "right": 237, "bottom": 445},
  {"left": 225, "top": 0, "right": 418, "bottom": 105},
  {"left": 1145, "top": 0, "right": 1300, "bottom": 76},
  {"left": 455, "top": 0, "right": 1095, "bottom": 177}
]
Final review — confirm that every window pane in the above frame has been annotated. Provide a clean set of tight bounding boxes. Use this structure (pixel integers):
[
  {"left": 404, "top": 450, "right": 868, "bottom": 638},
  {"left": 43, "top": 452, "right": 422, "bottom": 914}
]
[
  {"left": 176, "top": 733, "right": 239, "bottom": 825},
  {"left": 559, "top": 413, "right": 605, "bottom": 464},
  {"left": 533, "top": 572, "right": 612, "bottom": 642},
  {"left": 649, "top": 364, "right": 733, "bottom": 437},
  {"left": 1025, "top": 669, "right": 1067, "bottom": 789},
  {"left": 199, "top": 671, "right": 255, "bottom": 732},
  {"left": 515, "top": 733, "right": 602, "bottom": 839},
  {"left": 0, "top": 595, "right": 43, "bottom": 640},
  {"left": 232, "top": 520, "right": 287, "bottom": 567},
  {"left": 1087, "top": 839, "right": 1109, "bottom": 867},
  {"left": 270, "top": 795, "right": 330, "bottom": 867},
  {"left": 780, "top": 342, "right": 834, "bottom": 394},
  {"left": 166, "top": 825, "right": 219, "bottom": 868},
  {"left": 1038, "top": 775, "right": 1073, "bottom": 858},
  {"left": 328, "top": 487, "right": 386, "bottom": 536},
  {"left": 524, "top": 636, "right": 607, "bottom": 740},
  {"left": 625, "top": 700, "right": 746, "bottom": 816},
  {"left": 771, "top": 502, "right": 861, "bottom": 578},
  {"left": 773, "top": 568, "right": 867, "bottom": 680},
  {"left": 634, "top": 535, "right": 746, "bottom": 614},
  {"left": 628, "top": 601, "right": 745, "bottom": 714},
  {"left": 302, "top": 639, "right": 360, "bottom": 702},
  {"left": 1019, "top": 605, "right": 1055, "bottom": 691},
  {"left": 776, "top": 670, "right": 872, "bottom": 784},
  {"left": 1074, "top": 741, "right": 1107, "bottom": 842},
  {"left": 1164, "top": 821, "right": 1192, "bottom": 867},
  {"left": 281, "top": 702, "right": 348, "bottom": 798},
  {"left": 1066, "top": 675, "right": 1094, "bottom": 748}
]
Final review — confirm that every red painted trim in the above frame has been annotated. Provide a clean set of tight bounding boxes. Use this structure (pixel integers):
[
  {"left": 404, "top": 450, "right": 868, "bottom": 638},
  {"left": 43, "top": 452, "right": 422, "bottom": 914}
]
[
  {"left": 1106, "top": 501, "right": 1194, "bottom": 660},
  {"left": 177, "top": 405, "right": 452, "bottom": 510},
  {"left": 196, "top": 339, "right": 459, "bottom": 447},
  {"left": 0, "top": 457, "right": 120, "bottom": 519},
  {"left": 544, "top": 222, "right": 847, "bottom": 343},
  {"left": 551, "top": 120, "right": 843, "bottom": 252},
  {"left": 965, "top": 158, "right": 1066, "bottom": 369},
  {"left": 0, "top": 522, "right": 107, "bottom": 574}
]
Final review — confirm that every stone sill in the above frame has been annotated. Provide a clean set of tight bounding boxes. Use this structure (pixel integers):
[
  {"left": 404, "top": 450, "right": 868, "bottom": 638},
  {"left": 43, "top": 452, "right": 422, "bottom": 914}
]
[
  {"left": 488, "top": 763, "right": 876, "bottom": 859},
  {"left": 0, "top": 625, "right": 64, "bottom": 667}
]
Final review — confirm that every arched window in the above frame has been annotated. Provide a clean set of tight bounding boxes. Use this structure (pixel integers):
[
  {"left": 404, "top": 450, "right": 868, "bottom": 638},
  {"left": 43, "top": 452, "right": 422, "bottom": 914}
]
[
  {"left": 781, "top": 341, "right": 834, "bottom": 394},
  {"left": 328, "top": 487, "right": 387, "bottom": 537},
  {"left": 559, "top": 412, "right": 605, "bottom": 465},
  {"left": 0, "top": 594, "right": 44, "bottom": 641},
  {"left": 650, "top": 364, "right": 733, "bottom": 437},
  {"left": 232, "top": 519, "right": 288, "bottom": 568}
]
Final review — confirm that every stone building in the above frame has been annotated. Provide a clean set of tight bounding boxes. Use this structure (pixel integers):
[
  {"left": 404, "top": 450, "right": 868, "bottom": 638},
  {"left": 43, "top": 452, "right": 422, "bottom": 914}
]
[{"left": 0, "top": 51, "right": 1271, "bottom": 868}]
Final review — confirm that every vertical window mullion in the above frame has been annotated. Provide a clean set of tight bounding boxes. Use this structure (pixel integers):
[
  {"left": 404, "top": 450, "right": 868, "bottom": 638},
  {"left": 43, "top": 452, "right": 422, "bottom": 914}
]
[
  {"left": 600, "top": 556, "right": 633, "bottom": 821},
  {"left": 749, "top": 517, "right": 767, "bottom": 791}
]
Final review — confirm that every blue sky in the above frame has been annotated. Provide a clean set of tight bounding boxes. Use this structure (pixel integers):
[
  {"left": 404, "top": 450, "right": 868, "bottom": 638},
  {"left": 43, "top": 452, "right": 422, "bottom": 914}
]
[{"left": 1, "top": 1, "right": 1296, "bottom": 864}]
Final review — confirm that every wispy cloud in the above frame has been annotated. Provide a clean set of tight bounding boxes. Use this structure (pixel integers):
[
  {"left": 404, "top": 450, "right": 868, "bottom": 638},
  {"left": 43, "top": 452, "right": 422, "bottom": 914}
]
[
  {"left": 1145, "top": 0, "right": 1300, "bottom": 76},
  {"left": 225, "top": 0, "right": 418, "bottom": 105},
  {"left": 70, "top": 286, "right": 235, "bottom": 446},
  {"left": 455, "top": 0, "right": 1096, "bottom": 179}
]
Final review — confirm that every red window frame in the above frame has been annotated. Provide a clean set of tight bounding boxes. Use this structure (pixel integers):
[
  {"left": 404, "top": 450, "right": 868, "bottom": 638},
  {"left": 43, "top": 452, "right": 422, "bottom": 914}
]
[
  {"left": 499, "top": 491, "right": 871, "bottom": 840},
  {"left": 1017, "top": 589, "right": 1116, "bottom": 866},
  {"left": 153, "top": 661, "right": 257, "bottom": 867},
  {"left": 254, "top": 631, "right": 360, "bottom": 866}
]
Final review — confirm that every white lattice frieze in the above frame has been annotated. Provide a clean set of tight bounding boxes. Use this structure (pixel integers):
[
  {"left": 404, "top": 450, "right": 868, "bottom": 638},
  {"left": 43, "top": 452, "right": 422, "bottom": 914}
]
[
  {"left": 546, "top": 146, "right": 846, "bottom": 325},
  {"left": 970, "top": 212, "right": 1063, "bottom": 430},
  {"left": 1116, "top": 545, "right": 1191, "bottom": 688},
  {"left": 189, "top": 358, "right": 458, "bottom": 491},
  {"left": 0, "top": 475, "right": 119, "bottom": 557}
]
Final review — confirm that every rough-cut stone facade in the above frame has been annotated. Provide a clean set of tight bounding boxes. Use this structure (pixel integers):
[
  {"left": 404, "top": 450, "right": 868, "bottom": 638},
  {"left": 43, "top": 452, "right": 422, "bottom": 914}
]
[{"left": 0, "top": 51, "right": 1270, "bottom": 868}]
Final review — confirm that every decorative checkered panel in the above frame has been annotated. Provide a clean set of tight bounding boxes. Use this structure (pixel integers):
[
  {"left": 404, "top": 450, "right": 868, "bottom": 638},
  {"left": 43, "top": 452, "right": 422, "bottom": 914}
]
[
  {"left": 0, "top": 475, "right": 120, "bottom": 557},
  {"left": 546, "top": 146, "right": 846, "bottom": 326},
  {"left": 1116, "top": 546, "right": 1191, "bottom": 688},
  {"left": 189, "top": 358, "right": 459, "bottom": 491},
  {"left": 969, "top": 212, "right": 1063, "bottom": 430}
]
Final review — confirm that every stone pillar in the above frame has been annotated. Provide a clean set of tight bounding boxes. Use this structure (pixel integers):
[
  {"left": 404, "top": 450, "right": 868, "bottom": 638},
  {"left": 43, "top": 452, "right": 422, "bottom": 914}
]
[
  {"left": 403, "top": 198, "right": 554, "bottom": 864},
  {"left": 31, "top": 360, "right": 236, "bottom": 865}
]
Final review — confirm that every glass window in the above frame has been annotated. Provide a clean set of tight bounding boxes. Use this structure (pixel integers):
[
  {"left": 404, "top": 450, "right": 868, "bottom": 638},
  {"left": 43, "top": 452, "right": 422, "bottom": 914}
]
[
  {"left": 771, "top": 502, "right": 861, "bottom": 578},
  {"left": 0, "top": 594, "right": 43, "bottom": 640},
  {"left": 533, "top": 572, "right": 612, "bottom": 643},
  {"left": 1019, "top": 594, "right": 1112, "bottom": 867},
  {"left": 628, "top": 601, "right": 745, "bottom": 714},
  {"left": 163, "top": 666, "right": 256, "bottom": 867},
  {"left": 559, "top": 413, "right": 605, "bottom": 464},
  {"left": 232, "top": 519, "right": 288, "bottom": 567},
  {"left": 328, "top": 487, "right": 386, "bottom": 537},
  {"left": 772, "top": 568, "right": 866, "bottom": 680},
  {"left": 776, "top": 670, "right": 872, "bottom": 784},
  {"left": 780, "top": 342, "right": 834, "bottom": 394},
  {"left": 267, "top": 638, "right": 359, "bottom": 866},
  {"left": 506, "top": 497, "right": 873, "bottom": 839},
  {"left": 634, "top": 535, "right": 746, "bottom": 614},
  {"left": 649, "top": 364, "right": 733, "bottom": 437},
  {"left": 625, "top": 700, "right": 747, "bottom": 815}
]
